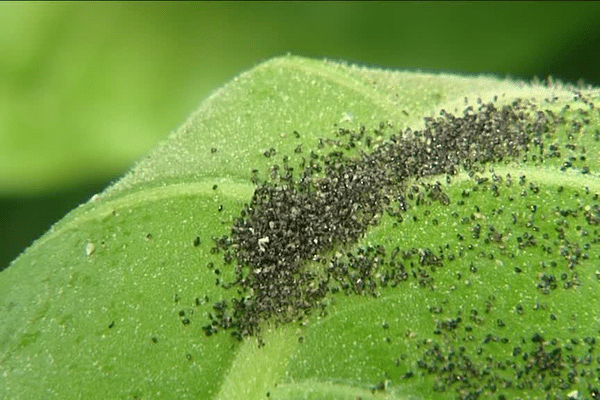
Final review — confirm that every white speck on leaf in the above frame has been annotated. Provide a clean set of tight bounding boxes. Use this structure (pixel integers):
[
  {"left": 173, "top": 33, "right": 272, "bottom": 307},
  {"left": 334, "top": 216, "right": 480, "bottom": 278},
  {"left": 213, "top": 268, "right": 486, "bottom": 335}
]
[
  {"left": 340, "top": 112, "right": 354, "bottom": 124},
  {"left": 258, "top": 236, "right": 269, "bottom": 252},
  {"left": 85, "top": 242, "right": 95, "bottom": 256}
]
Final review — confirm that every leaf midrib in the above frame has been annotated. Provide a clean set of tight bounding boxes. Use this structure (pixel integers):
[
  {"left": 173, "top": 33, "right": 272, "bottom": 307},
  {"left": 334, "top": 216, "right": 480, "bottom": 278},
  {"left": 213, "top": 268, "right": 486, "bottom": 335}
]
[{"left": 11, "top": 178, "right": 256, "bottom": 262}]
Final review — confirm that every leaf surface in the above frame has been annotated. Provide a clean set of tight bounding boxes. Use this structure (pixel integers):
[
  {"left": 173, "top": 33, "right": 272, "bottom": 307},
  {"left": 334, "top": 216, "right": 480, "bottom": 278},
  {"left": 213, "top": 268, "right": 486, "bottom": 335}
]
[{"left": 1, "top": 55, "right": 599, "bottom": 399}]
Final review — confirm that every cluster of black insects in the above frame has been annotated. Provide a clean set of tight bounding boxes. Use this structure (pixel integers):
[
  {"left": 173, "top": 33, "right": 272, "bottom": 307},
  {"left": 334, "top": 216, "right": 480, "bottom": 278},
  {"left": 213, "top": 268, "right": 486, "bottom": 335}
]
[
  {"left": 409, "top": 332, "right": 599, "bottom": 399},
  {"left": 193, "top": 90, "right": 600, "bottom": 398},
  {"left": 202, "top": 98, "right": 554, "bottom": 339}
]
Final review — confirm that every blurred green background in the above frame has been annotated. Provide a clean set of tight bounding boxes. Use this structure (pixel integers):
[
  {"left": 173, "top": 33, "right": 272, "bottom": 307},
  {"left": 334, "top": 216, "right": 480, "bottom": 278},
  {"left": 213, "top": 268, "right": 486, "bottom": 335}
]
[{"left": 2, "top": 2, "right": 600, "bottom": 270}]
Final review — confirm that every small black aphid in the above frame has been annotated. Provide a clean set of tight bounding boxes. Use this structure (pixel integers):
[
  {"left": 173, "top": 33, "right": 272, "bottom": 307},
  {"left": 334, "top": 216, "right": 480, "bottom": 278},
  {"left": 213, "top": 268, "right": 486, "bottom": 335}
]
[
  {"left": 531, "top": 332, "right": 544, "bottom": 343},
  {"left": 193, "top": 236, "right": 201, "bottom": 247}
]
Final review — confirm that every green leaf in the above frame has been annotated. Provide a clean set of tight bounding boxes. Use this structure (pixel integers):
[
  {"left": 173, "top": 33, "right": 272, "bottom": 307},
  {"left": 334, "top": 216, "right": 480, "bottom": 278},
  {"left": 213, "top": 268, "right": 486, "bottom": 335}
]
[{"left": 1, "top": 55, "right": 599, "bottom": 399}]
